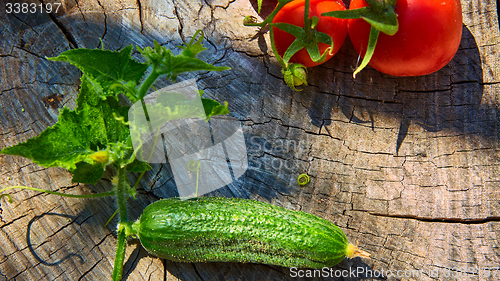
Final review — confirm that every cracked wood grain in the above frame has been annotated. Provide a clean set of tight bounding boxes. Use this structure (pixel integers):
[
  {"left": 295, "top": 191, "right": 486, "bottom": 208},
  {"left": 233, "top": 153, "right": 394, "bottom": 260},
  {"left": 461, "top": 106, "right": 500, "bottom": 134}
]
[{"left": 0, "top": 0, "right": 500, "bottom": 280}]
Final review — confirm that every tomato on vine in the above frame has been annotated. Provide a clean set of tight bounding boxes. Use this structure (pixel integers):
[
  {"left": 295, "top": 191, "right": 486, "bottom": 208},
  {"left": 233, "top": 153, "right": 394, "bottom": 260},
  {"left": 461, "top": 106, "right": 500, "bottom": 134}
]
[
  {"left": 323, "top": 0, "right": 462, "bottom": 77},
  {"left": 347, "top": 0, "right": 462, "bottom": 77},
  {"left": 244, "top": 0, "right": 348, "bottom": 90},
  {"left": 272, "top": 0, "right": 348, "bottom": 68}
]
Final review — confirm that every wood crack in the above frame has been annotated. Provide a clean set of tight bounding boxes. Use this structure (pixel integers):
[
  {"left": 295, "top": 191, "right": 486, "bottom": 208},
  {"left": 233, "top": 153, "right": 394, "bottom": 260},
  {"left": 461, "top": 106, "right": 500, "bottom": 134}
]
[
  {"left": 77, "top": 257, "right": 104, "bottom": 281},
  {"left": 498, "top": 0, "right": 500, "bottom": 30},
  {"left": 136, "top": 0, "right": 144, "bottom": 33},
  {"left": 96, "top": 0, "right": 108, "bottom": 43},
  {"left": 173, "top": 2, "right": 184, "bottom": 41},
  {"left": 369, "top": 212, "right": 500, "bottom": 224},
  {"left": 14, "top": 46, "right": 45, "bottom": 60},
  {"left": 39, "top": 0, "right": 79, "bottom": 48}
]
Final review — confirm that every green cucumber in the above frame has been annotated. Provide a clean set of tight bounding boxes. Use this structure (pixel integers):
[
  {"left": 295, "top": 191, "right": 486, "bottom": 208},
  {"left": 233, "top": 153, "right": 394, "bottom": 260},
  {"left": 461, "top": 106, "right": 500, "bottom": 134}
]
[{"left": 125, "top": 197, "right": 369, "bottom": 268}]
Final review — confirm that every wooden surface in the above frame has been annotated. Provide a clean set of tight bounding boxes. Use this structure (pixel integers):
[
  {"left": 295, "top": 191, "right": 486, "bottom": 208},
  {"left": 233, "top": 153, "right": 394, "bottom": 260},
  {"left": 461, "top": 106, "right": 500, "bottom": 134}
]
[{"left": 1, "top": 0, "right": 499, "bottom": 280}]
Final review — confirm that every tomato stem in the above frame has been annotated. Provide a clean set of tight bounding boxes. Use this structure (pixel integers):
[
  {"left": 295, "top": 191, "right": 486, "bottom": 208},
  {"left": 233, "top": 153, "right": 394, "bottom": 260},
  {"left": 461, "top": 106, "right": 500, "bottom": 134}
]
[
  {"left": 323, "top": 0, "right": 398, "bottom": 35},
  {"left": 243, "top": 0, "right": 294, "bottom": 27},
  {"left": 257, "top": 0, "right": 262, "bottom": 13},
  {"left": 322, "top": 0, "right": 398, "bottom": 77},
  {"left": 279, "top": 0, "right": 332, "bottom": 65},
  {"left": 353, "top": 26, "right": 380, "bottom": 78},
  {"left": 269, "top": 27, "right": 287, "bottom": 68},
  {"left": 303, "top": 0, "right": 312, "bottom": 40},
  {"left": 270, "top": 27, "right": 308, "bottom": 91}
]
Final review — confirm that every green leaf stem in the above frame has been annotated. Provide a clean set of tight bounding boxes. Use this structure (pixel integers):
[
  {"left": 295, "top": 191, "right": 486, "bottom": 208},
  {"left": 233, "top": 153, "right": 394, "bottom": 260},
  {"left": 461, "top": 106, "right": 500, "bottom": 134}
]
[{"left": 322, "top": 0, "right": 398, "bottom": 77}]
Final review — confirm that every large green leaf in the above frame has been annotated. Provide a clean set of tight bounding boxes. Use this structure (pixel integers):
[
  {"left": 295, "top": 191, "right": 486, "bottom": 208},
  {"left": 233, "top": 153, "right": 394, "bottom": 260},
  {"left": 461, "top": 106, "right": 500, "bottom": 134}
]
[
  {"left": 1, "top": 75, "right": 132, "bottom": 184},
  {"left": 48, "top": 46, "right": 148, "bottom": 99},
  {"left": 1, "top": 107, "right": 96, "bottom": 170},
  {"left": 79, "top": 75, "right": 131, "bottom": 145},
  {"left": 4, "top": 36, "right": 230, "bottom": 184}
]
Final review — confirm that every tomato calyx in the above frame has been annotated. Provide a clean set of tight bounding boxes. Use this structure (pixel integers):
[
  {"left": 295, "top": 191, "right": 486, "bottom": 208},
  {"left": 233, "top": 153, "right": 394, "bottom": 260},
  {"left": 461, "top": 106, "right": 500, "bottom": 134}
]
[
  {"left": 322, "top": 0, "right": 398, "bottom": 77},
  {"left": 245, "top": 0, "right": 337, "bottom": 90},
  {"left": 271, "top": 0, "right": 336, "bottom": 90},
  {"left": 271, "top": 15, "right": 334, "bottom": 66},
  {"left": 269, "top": 25, "right": 310, "bottom": 91}
]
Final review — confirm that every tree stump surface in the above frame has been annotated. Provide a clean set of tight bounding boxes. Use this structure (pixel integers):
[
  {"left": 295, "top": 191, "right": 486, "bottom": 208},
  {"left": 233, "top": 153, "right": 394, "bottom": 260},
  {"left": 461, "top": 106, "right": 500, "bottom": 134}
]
[{"left": 0, "top": 0, "right": 499, "bottom": 280}]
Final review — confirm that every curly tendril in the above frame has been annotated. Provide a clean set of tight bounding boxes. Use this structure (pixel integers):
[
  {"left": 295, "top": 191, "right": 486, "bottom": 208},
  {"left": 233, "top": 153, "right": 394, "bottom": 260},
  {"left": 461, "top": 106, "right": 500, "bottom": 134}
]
[
  {"left": 0, "top": 193, "right": 13, "bottom": 203},
  {"left": 113, "top": 112, "right": 130, "bottom": 126},
  {"left": 297, "top": 174, "right": 310, "bottom": 186}
]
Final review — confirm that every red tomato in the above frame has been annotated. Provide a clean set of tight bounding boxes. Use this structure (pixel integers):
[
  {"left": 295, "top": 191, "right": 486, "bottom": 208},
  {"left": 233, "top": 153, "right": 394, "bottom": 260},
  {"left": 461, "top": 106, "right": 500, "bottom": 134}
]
[
  {"left": 272, "top": 0, "right": 348, "bottom": 68},
  {"left": 348, "top": 0, "right": 463, "bottom": 76}
]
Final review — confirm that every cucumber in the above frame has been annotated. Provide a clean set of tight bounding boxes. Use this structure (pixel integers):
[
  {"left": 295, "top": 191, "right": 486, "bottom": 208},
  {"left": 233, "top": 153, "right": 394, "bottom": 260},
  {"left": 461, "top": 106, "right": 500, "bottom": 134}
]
[{"left": 126, "top": 197, "right": 369, "bottom": 268}]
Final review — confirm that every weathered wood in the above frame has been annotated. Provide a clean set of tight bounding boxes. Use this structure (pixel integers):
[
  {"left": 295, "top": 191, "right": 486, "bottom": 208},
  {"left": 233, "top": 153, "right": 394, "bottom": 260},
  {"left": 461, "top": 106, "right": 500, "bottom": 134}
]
[{"left": 0, "top": 0, "right": 499, "bottom": 280}]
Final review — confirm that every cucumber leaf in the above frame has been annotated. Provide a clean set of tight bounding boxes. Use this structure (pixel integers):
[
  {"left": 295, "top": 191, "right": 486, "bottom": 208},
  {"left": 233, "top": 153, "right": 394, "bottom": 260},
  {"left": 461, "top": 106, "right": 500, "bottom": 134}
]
[
  {"left": 1, "top": 76, "right": 132, "bottom": 184},
  {"left": 178, "top": 30, "right": 208, "bottom": 58},
  {"left": 78, "top": 75, "right": 131, "bottom": 146},
  {"left": 48, "top": 46, "right": 148, "bottom": 100},
  {"left": 70, "top": 162, "right": 106, "bottom": 184},
  {"left": 201, "top": 98, "right": 230, "bottom": 120},
  {"left": 126, "top": 159, "right": 152, "bottom": 173},
  {"left": 1, "top": 107, "right": 98, "bottom": 171},
  {"left": 4, "top": 35, "right": 230, "bottom": 184}
]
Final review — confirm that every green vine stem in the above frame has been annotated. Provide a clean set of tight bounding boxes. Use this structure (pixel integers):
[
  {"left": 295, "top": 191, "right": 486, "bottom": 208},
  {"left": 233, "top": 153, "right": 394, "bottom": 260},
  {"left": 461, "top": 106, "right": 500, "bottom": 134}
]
[
  {"left": 112, "top": 166, "right": 130, "bottom": 281},
  {"left": 268, "top": 25, "right": 308, "bottom": 90},
  {"left": 303, "top": 0, "right": 312, "bottom": 42},
  {"left": 104, "top": 61, "right": 163, "bottom": 230},
  {"left": 104, "top": 209, "right": 120, "bottom": 228},
  {"left": 118, "top": 221, "right": 136, "bottom": 239},
  {"left": 269, "top": 27, "right": 287, "bottom": 68},
  {"left": 104, "top": 123, "right": 163, "bottom": 228},
  {"left": 113, "top": 229, "right": 127, "bottom": 280},
  {"left": 104, "top": 167, "right": 149, "bottom": 228},
  {"left": 136, "top": 67, "right": 160, "bottom": 101},
  {"left": 0, "top": 186, "right": 115, "bottom": 203},
  {"left": 0, "top": 30, "right": 230, "bottom": 281},
  {"left": 112, "top": 58, "right": 166, "bottom": 280}
]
